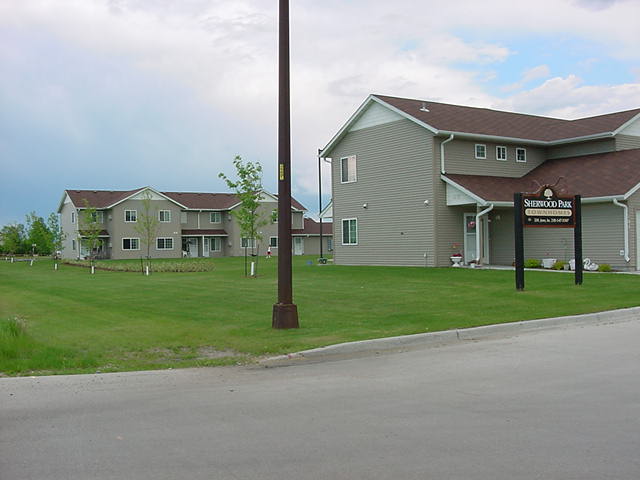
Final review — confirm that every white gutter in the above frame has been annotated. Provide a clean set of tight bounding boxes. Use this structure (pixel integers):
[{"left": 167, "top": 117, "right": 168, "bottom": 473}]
[
  {"left": 612, "top": 199, "right": 630, "bottom": 262},
  {"left": 440, "top": 134, "right": 455, "bottom": 174},
  {"left": 475, "top": 204, "right": 494, "bottom": 264}
]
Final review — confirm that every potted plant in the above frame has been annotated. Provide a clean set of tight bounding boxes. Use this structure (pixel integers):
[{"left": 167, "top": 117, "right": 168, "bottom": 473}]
[{"left": 450, "top": 243, "right": 463, "bottom": 267}]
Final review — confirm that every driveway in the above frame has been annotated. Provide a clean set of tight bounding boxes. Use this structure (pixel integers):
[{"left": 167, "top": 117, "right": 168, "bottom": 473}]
[{"left": 2, "top": 319, "right": 640, "bottom": 479}]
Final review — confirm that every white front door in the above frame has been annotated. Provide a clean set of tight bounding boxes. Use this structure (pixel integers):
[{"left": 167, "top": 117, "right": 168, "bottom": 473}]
[
  {"left": 203, "top": 238, "right": 210, "bottom": 257},
  {"left": 463, "top": 213, "right": 476, "bottom": 264},
  {"left": 187, "top": 238, "right": 198, "bottom": 257},
  {"left": 636, "top": 211, "right": 640, "bottom": 270},
  {"left": 293, "top": 237, "right": 304, "bottom": 255}
]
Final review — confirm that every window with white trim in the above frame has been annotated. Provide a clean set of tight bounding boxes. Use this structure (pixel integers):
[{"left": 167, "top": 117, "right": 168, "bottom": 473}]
[
  {"left": 71, "top": 212, "right": 76, "bottom": 224},
  {"left": 88, "top": 211, "right": 103, "bottom": 223},
  {"left": 156, "top": 237, "right": 174, "bottom": 250},
  {"left": 496, "top": 146, "right": 507, "bottom": 161},
  {"left": 180, "top": 211, "right": 187, "bottom": 224},
  {"left": 159, "top": 210, "right": 171, "bottom": 222},
  {"left": 475, "top": 144, "right": 487, "bottom": 159},
  {"left": 269, "top": 236, "right": 278, "bottom": 248},
  {"left": 327, "top": 237, "right": 333, "bottom": 251},
  {"left": 72, "top": 239, "right": 76, "bottom": 250},
  {"left": 516, "top": 148, "right": 527, "bottom": 163},
  {"left": 122, "top": 238, "right": 140, "bottom": 250},
  {"left": 241, "top": 238, "right": 256, "bottom": 248},
  {"left": 340, "top": 155, "right": 357, "bottom": 183},
  {"left": 124, "top": 210, "right": 137, "bottom": 222},
  {"left": 210, "top": 237, "right": 222, "bottom": 251},
  {"left": 342, "top": 218, "right": 357, "bottom": 245},
  {"left": 210, "top": 212, "right": 222, "bottom": 223}
]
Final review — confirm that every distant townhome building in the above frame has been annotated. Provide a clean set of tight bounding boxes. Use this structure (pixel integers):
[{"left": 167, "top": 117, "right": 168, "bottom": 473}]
[
  {"left": 320, "top": 94, "right": 640, "bottom": 270},
  {"left": 57, "top": 187, "right": 332, "bottom": 260}
]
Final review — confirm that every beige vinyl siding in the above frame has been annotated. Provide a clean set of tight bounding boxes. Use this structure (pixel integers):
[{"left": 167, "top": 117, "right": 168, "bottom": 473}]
[
  {"left": 626, "top": 190, "right": 640, "bottom": 270},
  {"left": 110, "top": 199, "right": 181, "bottom": 259},
  {"left": 615, "top": 135, "right": 640, "bottom": 151},
  {"left": 59, "top": 201, "right": 79, "bottom": 259},
  {"left": 437, "top": 138, "right": 544, "bottom": 177},
  {"left": 489, "top": 203, "right": 629, "bottom": 270},
  {"left": 546, "top": 139, "right": 615, "bottom": 159},
  {"left": 330, "top": 119, "right": 435, "bottom": 266}
]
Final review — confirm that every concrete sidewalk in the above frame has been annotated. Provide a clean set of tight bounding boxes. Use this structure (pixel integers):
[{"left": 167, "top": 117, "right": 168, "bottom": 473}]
[{"left": 261, "top": 306, "right": 640, "bottom": 367}]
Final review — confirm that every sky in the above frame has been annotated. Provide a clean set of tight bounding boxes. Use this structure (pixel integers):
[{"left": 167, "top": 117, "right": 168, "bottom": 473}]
[{"left": 1, "top": 0, "right": 639, "bottom": 226}]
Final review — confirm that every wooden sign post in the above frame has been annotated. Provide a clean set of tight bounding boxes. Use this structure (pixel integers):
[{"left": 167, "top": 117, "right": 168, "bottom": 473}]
[{"left": 514, "top": 186, "right": 582, "bottom": 290}]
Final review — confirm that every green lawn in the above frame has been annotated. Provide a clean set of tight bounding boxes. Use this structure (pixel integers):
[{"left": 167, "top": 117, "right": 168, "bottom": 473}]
[{"left": 1, "top": 256, "right": 639, "bottom": 376}]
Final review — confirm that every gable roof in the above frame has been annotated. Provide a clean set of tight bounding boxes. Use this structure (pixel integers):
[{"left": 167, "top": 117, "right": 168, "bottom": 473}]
[
  {"left": 321, "top": 94, "right": 640, "bottom": 155},
  {"left": 292, "top": 217, "right": 333, "bottom": 236},
  {"left": 444, "top": 148, "right": 640, "bottom": 204},
  {"left": 61, "top": 188, "right": 307, "bottom": 212}
]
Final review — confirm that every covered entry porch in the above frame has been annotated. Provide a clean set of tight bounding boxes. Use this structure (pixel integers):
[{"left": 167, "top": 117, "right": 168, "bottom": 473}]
[{"left": 181, "top": 229, "right": 227, "bottom": 257}]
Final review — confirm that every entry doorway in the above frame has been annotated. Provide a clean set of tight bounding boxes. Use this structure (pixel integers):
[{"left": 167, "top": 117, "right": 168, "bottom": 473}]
[
  {"left": 463, "top": 213, "right": 489, "bottom": 264},
  {"left": 203, "top": 238, "right": 210, "bottom": 257},
  {"left": 637, "top": 211, "right": 640, "bottom": 270},
  {"left": 293, "top": 237, "right": 304, "bottom": 255},
  {"left": 184, "top": 238, "right": 198, "bottom": 257}
]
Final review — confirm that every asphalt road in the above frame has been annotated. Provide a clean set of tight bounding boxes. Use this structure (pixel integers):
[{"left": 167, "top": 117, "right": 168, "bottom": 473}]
[{"left": 2, "top": 319, "right": 640, "bottom": 480}]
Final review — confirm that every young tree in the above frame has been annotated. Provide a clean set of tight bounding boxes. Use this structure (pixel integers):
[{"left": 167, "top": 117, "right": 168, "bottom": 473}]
[
  {"left": 80, "top": 201, "right": 103, "bottom": 268},
  {"left": 47, "top": 213, "right": 66, "bottom": 266},
  {"left": 219, "top": 156, "right": 268, "bottom": 276},
  {"left": 134, "top": 190, "right": 160, "bottom": 274}
]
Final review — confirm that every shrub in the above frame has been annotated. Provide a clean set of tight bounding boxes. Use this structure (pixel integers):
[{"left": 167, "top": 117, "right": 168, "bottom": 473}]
[
  {"left": 524, "top": 258, "right": 542, "bottom": 268},
  {"left": 551, "top": 260, "right": 567, "bottom": 270},
  {"left": 598, "top": 264, "right": 612, "bottom": 272}
]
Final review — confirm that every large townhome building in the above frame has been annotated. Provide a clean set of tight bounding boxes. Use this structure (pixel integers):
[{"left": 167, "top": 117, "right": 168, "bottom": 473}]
[
  {"left": 321, "top": 94, "right": 640, "bottom": 270},
  {"left": 57, "top": 187, "right": 332, "bottom": 260}
]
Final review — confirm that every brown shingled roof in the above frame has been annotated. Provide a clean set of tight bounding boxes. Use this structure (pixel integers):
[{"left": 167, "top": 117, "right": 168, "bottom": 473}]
[
  {"left": 66, "top": 188, "right": 144, "bottom": 208},
  {"left": 292, "top": 218, "right": 333, "bottom": 235},
  {"left": 374, "top": 95, "right": 640, "bottom": 142},
  {"left": 445, "top": 148, "right": 640, "bottom": 202}
]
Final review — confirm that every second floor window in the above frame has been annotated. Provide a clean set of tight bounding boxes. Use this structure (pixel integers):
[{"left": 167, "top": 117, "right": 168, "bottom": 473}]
[
  {"left": 210, "top": 212, "right": 222, "bottom": 223},
  {"left": 341, "top": 155, "right": 357, "bottom": 183},
  {"left": 475, "top": 144, "right": 487, "bottom": 159},
  {"left": 159, "top": 210, "right": 171, "bottom": 222},
  {"left": 496, "top": 146, "right": 507, "bottom": 161},
  {"left": 516, "top": 148, "right": 527, "bottom": 163},
  {"left": 125, "top": 210, "right": 137, "bottom": 222}
]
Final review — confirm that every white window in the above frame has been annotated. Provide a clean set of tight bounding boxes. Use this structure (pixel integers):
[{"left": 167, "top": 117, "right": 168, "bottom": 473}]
[
  {"left": 516, "top": 148, "right": 527, "bottom": 163},
  {"left": 475, "top": 144, "right": 487, "bottom": 159},
  {"left": 71, "top": 212, "right": 76, "bottom": 224},
  {"left": 241, "top": 238, "right": 256, "bottom": 248},
  {"left": 88, "top": 211, "right": 104, "bottom": 223},
  {"left": 72, "top": 239, "right": 76, "bottom": 250},
  {"left": 270, "top": 236, "right": 278, "bottom": 248},
  {"left": 122, "top": 238, "right": 140, "bottom": 250},
  {"left": 210, "top": 237, "right": 222, "bottom": 251},
  {"left": 124, "top": 210, "right": 137, "bottom": 222},
  {"left": 340, "top": 155, "right": 357, "bottom": 183},
  {"left": 327, "top": 237, "right": 333, "bottom": 251},
  {"left": 496, "top": 146, "right": 507, "bottom": 161},
  {"left": 156, "top": 237, "right": 174, "bottom": 250},
  {"left": 271, "top": 209, "right": 278, "bottom": 224},
  {"left": 342, "top": 218, "right": 358, "bottom": 245},
  {"left": 210, "top": 212, "right": 222, "bottom": 223},
  {"left": 180, "top": 211, "right": 187, "bottom": 224},
  {"left": 159, "top": 210, "right": 171, "bottom": 222}
]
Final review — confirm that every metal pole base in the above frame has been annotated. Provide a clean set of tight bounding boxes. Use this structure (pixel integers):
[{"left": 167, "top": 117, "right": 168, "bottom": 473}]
[{"left": 272, "top": 303, "right": 299, "bottom": 329}]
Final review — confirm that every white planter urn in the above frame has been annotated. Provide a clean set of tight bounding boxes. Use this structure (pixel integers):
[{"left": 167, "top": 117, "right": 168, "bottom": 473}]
[{"left": 450, "top": 256, "right": 462, "bottom": 267}]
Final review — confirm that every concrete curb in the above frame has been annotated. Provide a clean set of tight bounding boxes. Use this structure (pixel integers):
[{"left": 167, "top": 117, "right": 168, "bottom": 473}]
[{"left": 260, "top": 306, "right": 640, "bottom": 367}]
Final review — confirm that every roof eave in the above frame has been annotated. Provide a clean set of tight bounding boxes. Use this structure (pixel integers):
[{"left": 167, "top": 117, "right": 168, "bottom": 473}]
[{"left": 440, "top": 175, "right": 489, "bottom": 206}]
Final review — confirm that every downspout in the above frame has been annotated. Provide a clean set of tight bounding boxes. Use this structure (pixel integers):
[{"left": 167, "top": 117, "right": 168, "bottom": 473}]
[
  {"left": 475, "top": 204, "right": 494, "bottom": 264},
  {"left": 612, "top": 199, "right": 630, "bottom": 262},
  {"left": 440, "top": 134, "right": 454, "bottom": 174}
]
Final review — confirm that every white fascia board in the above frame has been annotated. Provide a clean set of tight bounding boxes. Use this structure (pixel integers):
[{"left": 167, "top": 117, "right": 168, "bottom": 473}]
[
  {"left": 582, "top": 195, "right": 624, "bottom": 203},
  {"left": 111, "top": 187, "right": 189, "bottom": 210},
  {"left": 369, "top": 96, "right": 439, "bottom": 134},
  {"left": 623, "top": 182, "right": 640, "bottom": 200},
  {"left": 492, "top": 201, "right": 513, "bottom": 207},
  {"left": 438, "top": 130, "right": 548, "bottom": 146},
  {"left": 440, "top": 175, "right": 488, "bottom": 206},
  {"left": 547, "top": 132, "right": 614, "bottom": 146},
  {"left": 612, "top": 112, "right": 640, "bottom": 135},
  {"left": 320, "top": 95, "right": 378, "bottom": 157},
  {"left": 57, "top": 191, "right": 73, "bottom": 213}
]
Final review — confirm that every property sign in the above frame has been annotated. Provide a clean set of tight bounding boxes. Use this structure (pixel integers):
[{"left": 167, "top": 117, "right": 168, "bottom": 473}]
[{"left": 522, "top": 187, "right": 575, "bottom": 228}]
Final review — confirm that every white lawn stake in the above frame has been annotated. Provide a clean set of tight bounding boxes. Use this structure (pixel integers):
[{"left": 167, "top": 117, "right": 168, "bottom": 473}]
[
  {"left": 250, "top": 261, "right": 255, "bottom": 277},
  {"left": 145, "top": 265, "right": 149, "bottom": 276}
]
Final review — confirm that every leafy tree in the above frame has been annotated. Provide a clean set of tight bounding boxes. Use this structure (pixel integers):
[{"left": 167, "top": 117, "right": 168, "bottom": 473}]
[
  {"left": 0, "top": 223, "right": 27, "bottom": 254},
  {"left": 134, "top": 190, "right": 160, "bottom": 273},
  {"left": 219, "top": 156, "right": 268, "bottom": 276},
  {"left": 47, "top": 213, "right": 66, "bottom": 263},
  {"left": 25, "top": 211, "right": 53, "bottom": 255},
  {"left": 80, "top": 201, "right": 103, "bottom": 267}
]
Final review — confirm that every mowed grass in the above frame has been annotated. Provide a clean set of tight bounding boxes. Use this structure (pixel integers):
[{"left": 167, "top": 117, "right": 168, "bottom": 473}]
[{"left": 1, "top": 256, "right": 639, "bottom": 376}]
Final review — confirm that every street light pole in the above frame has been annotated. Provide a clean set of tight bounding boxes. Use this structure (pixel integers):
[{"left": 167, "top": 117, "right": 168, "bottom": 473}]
[{"left": 272, "top": 0, "right": 299, "bottom": 329}]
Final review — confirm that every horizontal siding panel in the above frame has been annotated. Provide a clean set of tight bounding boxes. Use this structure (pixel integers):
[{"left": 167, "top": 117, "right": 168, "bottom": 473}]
[
  {"left": 616, "top": 135, "right": 640, "bottom": 151},
  {"left": 546, "top": 139, "right": 615, "bottom": 159}
]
